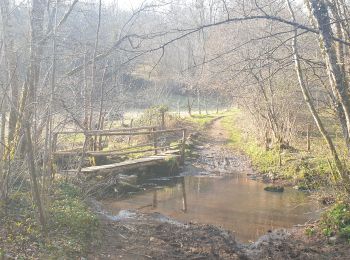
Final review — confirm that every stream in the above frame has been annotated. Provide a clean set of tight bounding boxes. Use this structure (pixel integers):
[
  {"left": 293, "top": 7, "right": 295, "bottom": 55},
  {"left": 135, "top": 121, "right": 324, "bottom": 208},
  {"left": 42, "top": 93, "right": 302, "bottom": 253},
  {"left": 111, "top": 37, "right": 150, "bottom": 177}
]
[{"left": 102, "top": 171, "right": 320, "bottom": 242}]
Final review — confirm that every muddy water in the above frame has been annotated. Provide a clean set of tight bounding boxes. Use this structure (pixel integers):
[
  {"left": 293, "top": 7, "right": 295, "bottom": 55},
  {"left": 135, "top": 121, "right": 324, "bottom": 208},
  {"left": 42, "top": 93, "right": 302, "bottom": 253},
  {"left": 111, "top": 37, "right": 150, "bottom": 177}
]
[{"left": 102, "top": 172, "right": 320, "bottom": 242}]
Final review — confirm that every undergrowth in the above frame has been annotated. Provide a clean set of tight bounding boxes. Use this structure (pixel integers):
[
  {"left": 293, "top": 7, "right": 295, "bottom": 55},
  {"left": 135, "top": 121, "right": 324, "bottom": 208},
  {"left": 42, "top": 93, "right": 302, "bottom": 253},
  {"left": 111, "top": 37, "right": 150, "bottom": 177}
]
[
  {"left": 0, "top": 181, "right": 99, "bottom": 259},
  {"left": 321, "top": 201, "right": 350, "bottom": 240}
]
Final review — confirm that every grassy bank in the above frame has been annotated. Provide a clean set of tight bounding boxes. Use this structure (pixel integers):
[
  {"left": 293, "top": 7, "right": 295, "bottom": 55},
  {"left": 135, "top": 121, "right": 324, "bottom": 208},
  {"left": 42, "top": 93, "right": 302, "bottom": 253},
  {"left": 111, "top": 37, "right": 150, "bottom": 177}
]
[
  {"left": 221, "top": 109, "right": 337, "bottom": 190},
  {"left": 0, "top": 181, "right": 99, "bottom": 259}
]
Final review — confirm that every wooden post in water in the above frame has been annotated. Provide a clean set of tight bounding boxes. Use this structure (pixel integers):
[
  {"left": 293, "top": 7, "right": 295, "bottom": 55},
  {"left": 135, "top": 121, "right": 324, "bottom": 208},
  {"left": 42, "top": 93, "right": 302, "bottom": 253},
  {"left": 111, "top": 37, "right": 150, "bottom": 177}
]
[
  {"left": 181, "top": 129, "right": 186, "bottom": 165},
  {"left": 152, "top": 189, "right": 158, "bottom": 208},
  {"left": 181, "top": 178, "right": 187, "bottom": 213},
  {"left": 152, "top": 127, "right": 158, "bottom": 155}
]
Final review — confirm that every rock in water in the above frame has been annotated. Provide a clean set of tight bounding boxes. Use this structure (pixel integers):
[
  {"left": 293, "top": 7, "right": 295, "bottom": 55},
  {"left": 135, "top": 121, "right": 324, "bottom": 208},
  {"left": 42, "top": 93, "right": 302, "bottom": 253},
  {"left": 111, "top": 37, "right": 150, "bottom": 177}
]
[{"left": 264, "top": 186, "right": 284, "bottom": 192}]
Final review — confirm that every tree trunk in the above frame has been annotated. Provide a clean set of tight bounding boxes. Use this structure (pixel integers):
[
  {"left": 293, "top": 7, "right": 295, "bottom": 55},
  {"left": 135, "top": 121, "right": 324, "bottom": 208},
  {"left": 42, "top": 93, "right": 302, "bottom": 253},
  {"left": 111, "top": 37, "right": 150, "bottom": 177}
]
[
  {"left": 0, "top": 0, "right": 20, "bottom": 147},
  {"left": 187, "top": 97, "right": 192, "bottom": 117},
  {"left": 197, "top": 88, "right": 201, "bottom": 115},
  {"left": 308, "top": 0, "right": 350, "bottom": 144},
  {"left": 288, "top": 0, "right": 349, "bottom": 186},
  {"left": 25, "top": 124, "right": 46, "bottom": 232},
  {"left": 89, "top": 0, "right": 102, "bottom": 134}
]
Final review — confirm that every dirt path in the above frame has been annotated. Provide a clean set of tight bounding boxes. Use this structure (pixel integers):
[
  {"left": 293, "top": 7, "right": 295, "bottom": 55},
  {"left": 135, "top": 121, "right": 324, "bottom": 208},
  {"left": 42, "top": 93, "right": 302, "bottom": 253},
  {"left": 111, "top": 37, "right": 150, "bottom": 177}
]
[
  {"left": 189, "top": 117, "right": 253, "bottom": 176},
  {"left": 89, "top": 117, "right": 348, "bottom": 260}
]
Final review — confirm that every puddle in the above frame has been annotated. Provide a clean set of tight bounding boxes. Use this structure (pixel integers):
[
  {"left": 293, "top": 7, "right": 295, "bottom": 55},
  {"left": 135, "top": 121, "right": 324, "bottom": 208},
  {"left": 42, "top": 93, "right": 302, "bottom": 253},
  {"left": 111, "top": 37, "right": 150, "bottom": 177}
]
[{"left": 102, "top": 173, "right": 320, "bottom": 242}]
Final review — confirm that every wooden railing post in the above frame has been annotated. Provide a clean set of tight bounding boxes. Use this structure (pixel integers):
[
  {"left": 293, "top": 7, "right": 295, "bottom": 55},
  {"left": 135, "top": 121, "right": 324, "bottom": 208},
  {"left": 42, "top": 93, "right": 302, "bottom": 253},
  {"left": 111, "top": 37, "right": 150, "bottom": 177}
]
[
  {"left": 181, "top": 129, "right": 186, "bottom": 165},
  {"left": 50, "top": 133, "right": 59, "bottom": 179},
  {"left": 52, "top": 133, "right": 58, "bottom": 154},
  {"left": 152, "top": 127, "right": 158, "bottom": 155},
  {"left": 77, "top": 134, "right": 88, "bottom": 175}
]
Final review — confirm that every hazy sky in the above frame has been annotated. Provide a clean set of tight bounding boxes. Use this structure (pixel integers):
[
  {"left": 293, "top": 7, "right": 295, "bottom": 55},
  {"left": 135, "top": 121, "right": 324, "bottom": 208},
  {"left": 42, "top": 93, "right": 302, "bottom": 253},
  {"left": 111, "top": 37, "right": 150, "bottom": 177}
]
[{"left": 108, "top": 0, "right": 148, "bottom": 10}]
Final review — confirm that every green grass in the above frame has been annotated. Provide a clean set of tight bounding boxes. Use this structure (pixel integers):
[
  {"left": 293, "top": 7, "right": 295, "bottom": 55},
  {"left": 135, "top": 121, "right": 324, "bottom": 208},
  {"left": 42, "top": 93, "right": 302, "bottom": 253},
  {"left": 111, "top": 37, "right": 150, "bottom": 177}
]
[
  {"left": 185, "top": 113, "right": 224, "bottom": 128},
  {"left": 59, "top": 133, "right": 85, "bottom": 148},
  {"left": 221, "top": 109, "right": 334, "bottom": 187},
  {"left": 221, "top": 110, "right": 279, "bottom": 171}
]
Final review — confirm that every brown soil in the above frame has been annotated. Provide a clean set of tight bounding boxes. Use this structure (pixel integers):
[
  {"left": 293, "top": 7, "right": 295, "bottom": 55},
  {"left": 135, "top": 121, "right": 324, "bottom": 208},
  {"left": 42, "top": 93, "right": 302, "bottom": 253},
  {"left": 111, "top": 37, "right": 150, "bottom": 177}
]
[
  {"left": 89, "top": 117, "right": 349, "bottom": 260},
  {"left": 88, "top": 210, "right": 244, "bottom": 259},
  {"left": 90, "top": 211, "right": 350, "bottom": 259}
]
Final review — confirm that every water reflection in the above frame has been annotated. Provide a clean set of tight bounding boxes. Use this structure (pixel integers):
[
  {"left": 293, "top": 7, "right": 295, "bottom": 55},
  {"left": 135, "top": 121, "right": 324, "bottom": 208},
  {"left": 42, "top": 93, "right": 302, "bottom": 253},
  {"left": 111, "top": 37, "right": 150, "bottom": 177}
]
[
  {"left": 103, "top": 174, "right": 320, "bottom": 242},
  {"left": 181, "top": 178, "right": 188, "bottom": 212}
]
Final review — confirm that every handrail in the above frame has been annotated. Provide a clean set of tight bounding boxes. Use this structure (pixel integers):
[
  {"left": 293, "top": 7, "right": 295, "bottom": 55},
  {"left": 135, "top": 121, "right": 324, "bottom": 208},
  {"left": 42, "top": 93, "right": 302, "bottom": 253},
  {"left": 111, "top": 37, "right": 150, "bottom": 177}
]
[
  {"left": 54, "top": 126, "right": 157, "bottom": 135},
  {"left": 53, "top": 127, "right": 187, "bottom": 168},
  {"left": 84, "top": 128, "right": 185, "bottom": 137}
]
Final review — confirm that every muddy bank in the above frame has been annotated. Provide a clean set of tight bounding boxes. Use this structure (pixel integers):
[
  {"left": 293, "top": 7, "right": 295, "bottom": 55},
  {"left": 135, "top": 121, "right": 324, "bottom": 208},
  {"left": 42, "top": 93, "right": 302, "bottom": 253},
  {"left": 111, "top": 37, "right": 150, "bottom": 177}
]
[
  {"left": 89, "top": 208, "right": 347, "bottom": 260},
  {"left": 89, "top": 208, "right": 244, "bottom": 259}
]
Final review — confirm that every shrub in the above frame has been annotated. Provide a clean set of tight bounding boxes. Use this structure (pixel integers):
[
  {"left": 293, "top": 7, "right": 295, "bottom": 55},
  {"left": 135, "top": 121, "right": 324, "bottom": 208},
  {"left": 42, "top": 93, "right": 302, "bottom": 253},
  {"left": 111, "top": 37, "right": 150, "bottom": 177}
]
[{"left": 321, "top": 201, "right": 350, "bottom": 239}]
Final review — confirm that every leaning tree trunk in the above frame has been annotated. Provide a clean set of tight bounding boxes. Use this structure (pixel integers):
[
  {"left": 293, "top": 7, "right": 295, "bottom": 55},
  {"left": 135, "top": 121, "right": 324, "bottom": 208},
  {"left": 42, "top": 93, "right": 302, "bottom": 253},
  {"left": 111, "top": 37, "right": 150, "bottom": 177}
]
[
  {"left": 307, "top": 0, "right": 350, "bottom": 145},
  {"left": 287, "top": 0, "right": 349, "bottom": 188}
]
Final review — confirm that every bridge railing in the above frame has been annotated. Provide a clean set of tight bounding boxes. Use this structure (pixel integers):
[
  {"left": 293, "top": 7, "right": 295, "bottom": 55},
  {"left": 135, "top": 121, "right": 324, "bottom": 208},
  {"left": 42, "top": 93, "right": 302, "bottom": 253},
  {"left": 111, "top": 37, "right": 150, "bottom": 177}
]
[{"left": 52, "top": 126, "right": 187, "bottom": 171}]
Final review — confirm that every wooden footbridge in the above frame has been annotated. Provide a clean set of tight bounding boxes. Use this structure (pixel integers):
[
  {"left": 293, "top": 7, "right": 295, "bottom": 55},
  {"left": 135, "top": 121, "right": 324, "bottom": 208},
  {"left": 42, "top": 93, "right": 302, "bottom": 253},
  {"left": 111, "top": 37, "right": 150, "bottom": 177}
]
[{"left": 52, "top": 126, "right": 187, "bottom": 176}]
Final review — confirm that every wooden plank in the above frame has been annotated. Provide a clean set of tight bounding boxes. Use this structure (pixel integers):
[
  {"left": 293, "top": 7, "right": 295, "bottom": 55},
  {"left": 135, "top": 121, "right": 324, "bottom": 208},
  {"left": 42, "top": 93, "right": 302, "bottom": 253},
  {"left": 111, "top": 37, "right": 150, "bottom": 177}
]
[
  {"left": 54, "top": 151, "right": 81, "bottom": 156},
  {"left": 163, "top": 149, "right": 180, "bottom": 154},
  {"left": 80, "top": 156, "right": 167, "bottom": 173},
  {"left": 88, "top": 148, "right": 156, "bottom": 156},
  {"left": 84, "top": 128, "right": 185, "bottom": 137},
  {"left": 54, "top": 144, "right": 180, "bottom": 157},
  {"left": 53, "top": 142, "right": 154, "bottom": 156}
]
